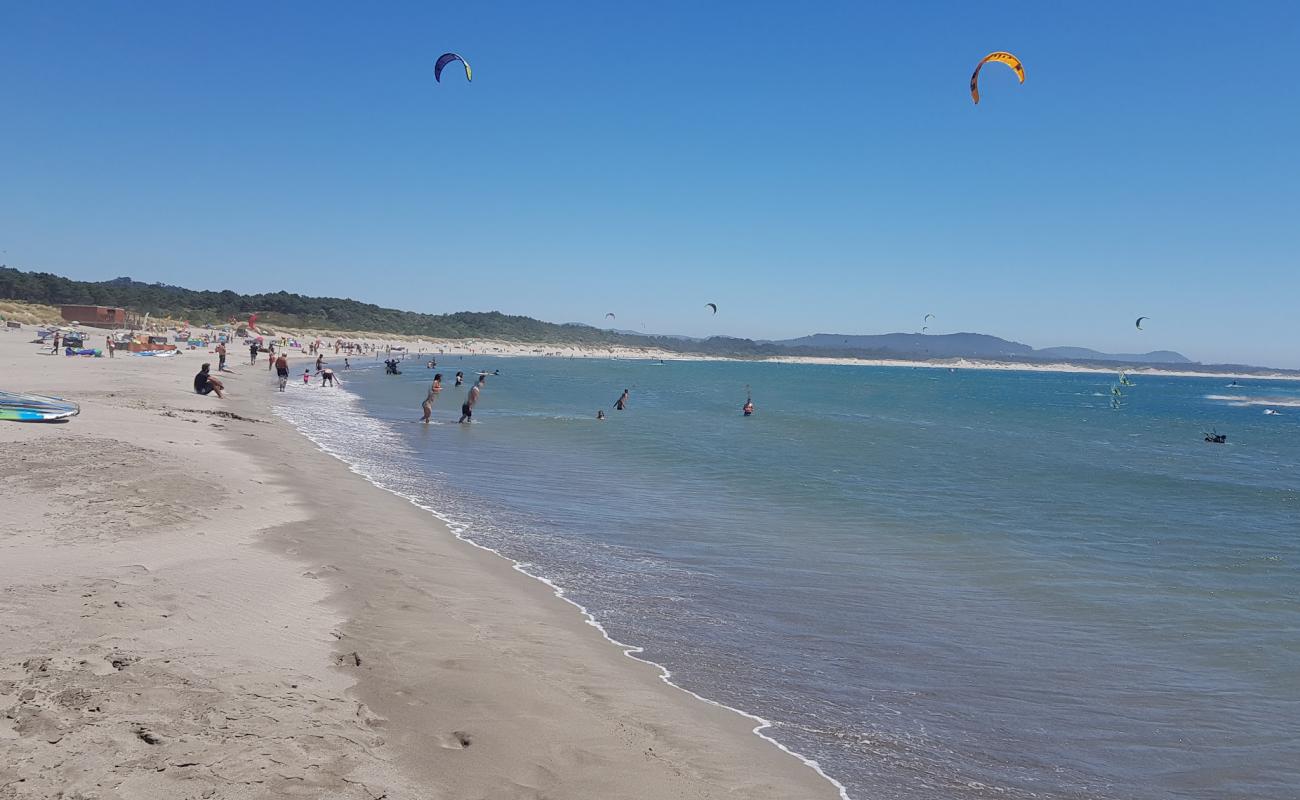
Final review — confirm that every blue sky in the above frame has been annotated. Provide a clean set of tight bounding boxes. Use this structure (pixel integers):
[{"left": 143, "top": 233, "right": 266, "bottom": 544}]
[{"left": 2, "top": 2, "right": 1297, "bottom": 366}]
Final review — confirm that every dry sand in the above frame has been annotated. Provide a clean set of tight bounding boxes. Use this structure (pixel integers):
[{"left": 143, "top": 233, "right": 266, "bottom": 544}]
[{"left": 0, "top": 328, "right": 840, "bottom": 799}]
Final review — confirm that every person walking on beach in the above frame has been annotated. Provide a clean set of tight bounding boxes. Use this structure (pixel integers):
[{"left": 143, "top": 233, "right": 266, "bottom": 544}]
[
  {"left": 459, "top": 375, "right": 484, "bottom": 423},
  {"left": 216, "top": 341, "right": 227, "bottom": 371},
  {"left": 51, "top": 332, "right": 61, "bottom": 354},
  {"left": 275, "top": 353, "right": 289, "bottom": 391},
  {"left": 421, "top": 373, "right": 442, "bottom": 423},
  {"left": 614, "top": 388, "right": 629, "bottom": 411},
  {"left": 249, "top": 341, "right": 259, "bottom": 365},
  {"left": 193, "top": 363, "right": 225, "bottom": 398}
]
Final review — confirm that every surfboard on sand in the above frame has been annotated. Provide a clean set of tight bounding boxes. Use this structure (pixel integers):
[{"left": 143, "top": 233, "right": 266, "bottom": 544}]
[{"left": 0, "top": 391, "right": 81, "bottom": 422}]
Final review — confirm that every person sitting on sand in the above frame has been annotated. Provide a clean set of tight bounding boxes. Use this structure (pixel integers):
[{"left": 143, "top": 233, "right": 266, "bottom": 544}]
[{"left": 193, "top": 363, "right": 224, "bottom": 398}]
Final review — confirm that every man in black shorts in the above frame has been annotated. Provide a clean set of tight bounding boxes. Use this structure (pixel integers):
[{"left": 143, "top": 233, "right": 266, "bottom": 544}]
[
  {"left": 459, "top": 374, "right": 485, "bottom": 423},
  {"left": 193, "top": 363, "right": 224, "bottom": 398}
]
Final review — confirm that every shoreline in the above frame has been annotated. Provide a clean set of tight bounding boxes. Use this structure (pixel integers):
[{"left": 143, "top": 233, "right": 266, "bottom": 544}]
[
  {"left": 0, "top": 331, "right": 842, "bottom": 798},
  {"left": 270, "top": 381, "right": 853, "bottom": 799}
]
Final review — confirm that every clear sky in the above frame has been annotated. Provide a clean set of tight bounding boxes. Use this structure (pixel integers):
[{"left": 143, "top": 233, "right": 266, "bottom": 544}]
[{"left": 2, "top": 2, "right": 1297, "bottom": 366}]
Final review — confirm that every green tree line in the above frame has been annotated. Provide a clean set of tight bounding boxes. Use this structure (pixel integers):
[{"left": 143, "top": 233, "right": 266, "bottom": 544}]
[{"left": 0, "top": 266, "right": 821, "bottom": 357}]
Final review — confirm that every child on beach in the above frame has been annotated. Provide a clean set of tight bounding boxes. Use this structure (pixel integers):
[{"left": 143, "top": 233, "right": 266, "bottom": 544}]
[{"left": 303, "top": 369, "right": 311, "bottom": 385}]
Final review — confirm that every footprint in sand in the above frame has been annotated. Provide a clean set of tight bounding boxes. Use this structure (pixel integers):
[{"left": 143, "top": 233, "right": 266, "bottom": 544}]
[
  {"left": 439, "top": 730, "right": 473, "bottom": 749},
  {"left": 335, "top": 651, "right": 362, "bottom": 667}
]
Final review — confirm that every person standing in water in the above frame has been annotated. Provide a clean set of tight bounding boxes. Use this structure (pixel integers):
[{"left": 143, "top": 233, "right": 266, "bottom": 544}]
[
  {"left": 454, "top": 371, "right": 464, "bottom": 387},
  {"left": 459, "top": 374, "right": 485, "bottom": 423},
  {"left": 614, "top": 388, "right": 629, "bottom": 411},
  {"left": 344, "top": 357, "right": 351, "bottom": 370},
  {"left": 743, "top": 385, "right": 754, "bottom": 416},
  {"left": 275, "top": 353, "right": 289, "bottom": 392},
  {"left": 421, "top": 373, "right": 442, "bottom": 423},
  {"left": 315, "top": 354, "right": 323, "bottom": 373}
]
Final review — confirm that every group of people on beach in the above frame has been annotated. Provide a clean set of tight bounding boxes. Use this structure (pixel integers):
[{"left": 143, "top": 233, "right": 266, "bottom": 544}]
[
  {"left": 194, "top": 345, "right": 757, "bottom": 423},
  {"left": 196, "top": 346, "right": 349, "bottom": 397}
]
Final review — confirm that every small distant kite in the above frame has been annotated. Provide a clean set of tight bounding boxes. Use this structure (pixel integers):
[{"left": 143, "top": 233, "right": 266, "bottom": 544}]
[
  {"left": 1135, "top": 316, "right": 1149, "bottom": 330},
  {"left": 435, "top": 52, "right": 472, "bottom": 83},
  {"left": 605, "top": 312, "right": 616, "bottom": 320},
  {"left": 922, "top": 326, "right": 929, "bottom": 332},
  {"left": 970, "top": 52, "right": 1024, "bottom": 104},
  {"left": 924, "top": 313, "right": 935, "bottom": 322},
  {"left": 705, "top": 303, "right": 717, "bottom": 314}
]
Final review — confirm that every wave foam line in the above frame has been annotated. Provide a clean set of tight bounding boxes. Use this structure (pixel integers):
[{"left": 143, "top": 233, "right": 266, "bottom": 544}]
[
  {"left": 1205, "top": 394, "right": 1300, "bottom": 408},
  {"left": 272, "top": 388, "right": 852, "bottom": 800}
]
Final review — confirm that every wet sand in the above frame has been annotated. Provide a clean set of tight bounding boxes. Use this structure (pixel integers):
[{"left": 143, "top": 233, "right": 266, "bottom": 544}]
[{"left": 0, "top": 330, "right": 840, "bottom": 799}]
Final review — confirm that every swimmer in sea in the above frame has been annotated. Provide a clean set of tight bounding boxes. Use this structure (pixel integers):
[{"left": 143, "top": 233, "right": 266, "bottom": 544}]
[
  {"left": 422, "top": 373, "right": 442, "bottom": 423},
  {"left": 597, "top": 410, "right": 606, "bottom": 420},
  {"left": 459, "top": 374, "right": 485, "bottom": 423}
]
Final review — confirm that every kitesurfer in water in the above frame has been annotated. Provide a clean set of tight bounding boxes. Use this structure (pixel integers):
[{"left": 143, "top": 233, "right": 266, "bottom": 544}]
[{"left": 422, "top": 374, "right": 442, "bottom": 423}]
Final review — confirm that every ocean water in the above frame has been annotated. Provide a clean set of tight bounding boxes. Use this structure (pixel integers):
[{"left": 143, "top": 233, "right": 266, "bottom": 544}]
[{"left": 274, "top": 356, "right": 1300, "bottom": 800}]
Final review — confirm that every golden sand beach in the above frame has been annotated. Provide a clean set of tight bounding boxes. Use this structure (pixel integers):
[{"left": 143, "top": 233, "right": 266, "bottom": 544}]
[{"left": 0, "top": 329, "right": 840, "bottom": 799}]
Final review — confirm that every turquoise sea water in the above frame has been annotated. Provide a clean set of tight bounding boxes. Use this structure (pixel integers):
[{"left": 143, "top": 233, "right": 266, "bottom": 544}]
[{"left": 274, "top": 356, "right": 1300, "bottom": 800}]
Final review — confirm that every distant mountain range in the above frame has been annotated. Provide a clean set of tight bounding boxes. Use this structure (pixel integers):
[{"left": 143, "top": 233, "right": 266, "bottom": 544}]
[
  {"left": 6, "top": 265, "right": 1293, "bottom": 373},
  {"left": 778, "top": 333, "right": 1191, "bottom": 365}
]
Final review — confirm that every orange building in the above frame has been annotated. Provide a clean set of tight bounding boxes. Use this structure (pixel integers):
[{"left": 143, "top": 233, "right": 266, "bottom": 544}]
[{"left": 59, "top": 305, "right": 127, "bottom": 328}]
